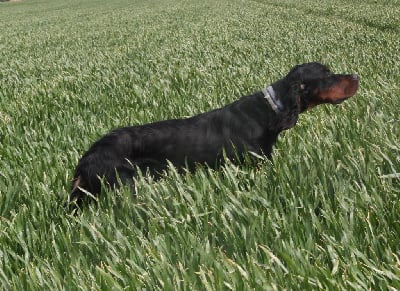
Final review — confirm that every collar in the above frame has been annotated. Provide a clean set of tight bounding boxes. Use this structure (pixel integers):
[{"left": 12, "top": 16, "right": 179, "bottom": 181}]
[{"left": 262, "top": 86, "right": 283, "bottom": 113}]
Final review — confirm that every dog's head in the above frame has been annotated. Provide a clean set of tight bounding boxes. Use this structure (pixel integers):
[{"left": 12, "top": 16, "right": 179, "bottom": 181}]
[
  {"left": 268, "top": 62, "right": 359, "bottom": 130},
  {"left": 283, "top": 62, "right": 359, "bottom": 112}
]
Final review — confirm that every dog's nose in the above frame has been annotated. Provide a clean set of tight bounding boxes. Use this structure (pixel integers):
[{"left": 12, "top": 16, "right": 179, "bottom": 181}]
[{"left": 352, "top": 74, "right": 359, "bottom": 80}]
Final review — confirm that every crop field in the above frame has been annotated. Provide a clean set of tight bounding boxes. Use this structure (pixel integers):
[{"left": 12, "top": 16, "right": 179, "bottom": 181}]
[{"left": 0, "top": 0, "right": 399, "bottom": 289}]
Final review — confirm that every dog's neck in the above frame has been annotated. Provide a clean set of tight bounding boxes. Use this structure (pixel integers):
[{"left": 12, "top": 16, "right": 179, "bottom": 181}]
[{"left": 262, "top": 86, "right": 283, "bottom": 113}]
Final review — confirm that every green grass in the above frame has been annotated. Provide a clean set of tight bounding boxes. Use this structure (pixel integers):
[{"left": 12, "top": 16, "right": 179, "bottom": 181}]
[{"left": 0, "top": 0, "right": 399, "bottom": 289}]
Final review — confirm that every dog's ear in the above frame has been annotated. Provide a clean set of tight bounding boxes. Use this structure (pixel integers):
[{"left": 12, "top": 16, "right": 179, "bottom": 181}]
[
  {"left": 288, "top": 82, "right": 303, "bottom": 108},
  {"left": 276, "top": 81, "right": 298, "bottom": 109},
  {"left": 297, "top": 82, "right": 315, "bottom": 111},
  {"left": 280, "top": 84, "right": 301, "bottom": 130}
]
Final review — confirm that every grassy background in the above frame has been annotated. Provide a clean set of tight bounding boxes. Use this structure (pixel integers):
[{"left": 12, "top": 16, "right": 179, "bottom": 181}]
[{"left": 0, "top": 0, "right": 399, "bottom": 289}]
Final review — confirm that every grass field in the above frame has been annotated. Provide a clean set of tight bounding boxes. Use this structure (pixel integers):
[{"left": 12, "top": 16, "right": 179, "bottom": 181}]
[{"left": 0, "top": 0, "right": 399, "bottom": 289}]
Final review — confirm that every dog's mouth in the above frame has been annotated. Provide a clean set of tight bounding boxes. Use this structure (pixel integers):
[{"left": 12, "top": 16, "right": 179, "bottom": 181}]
[{"left": 332, "top": 96, "right": 350, "bottom": 104}]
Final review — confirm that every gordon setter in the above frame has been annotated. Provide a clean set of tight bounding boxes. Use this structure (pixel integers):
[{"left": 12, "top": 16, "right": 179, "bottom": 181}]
[{"left": 70, "top": 62, "right": 359, "bottom": 205}]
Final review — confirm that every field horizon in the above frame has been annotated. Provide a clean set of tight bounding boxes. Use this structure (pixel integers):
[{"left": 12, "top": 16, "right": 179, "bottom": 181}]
[{"left": 0, "top": 0, "right": 399, "bottom": 289}]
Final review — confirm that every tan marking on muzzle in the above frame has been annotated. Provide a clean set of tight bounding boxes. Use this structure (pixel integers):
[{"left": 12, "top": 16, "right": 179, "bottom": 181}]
[{"left": 315, "top": 76, "right": 359, "bottom": 104}]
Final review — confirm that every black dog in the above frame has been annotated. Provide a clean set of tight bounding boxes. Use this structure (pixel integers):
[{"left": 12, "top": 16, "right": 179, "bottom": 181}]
[{"left": 70, "top": 62, "right": 359, "bottom": 205}]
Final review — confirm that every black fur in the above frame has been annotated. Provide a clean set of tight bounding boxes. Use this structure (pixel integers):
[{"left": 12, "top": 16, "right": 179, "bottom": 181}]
[{"left": 70, "top": 62, "right": 359, "bottom": 205}]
